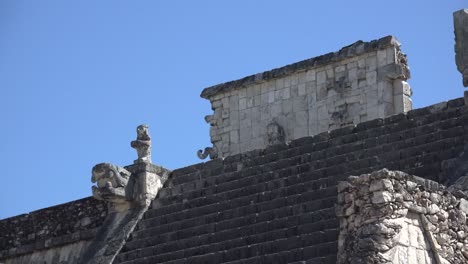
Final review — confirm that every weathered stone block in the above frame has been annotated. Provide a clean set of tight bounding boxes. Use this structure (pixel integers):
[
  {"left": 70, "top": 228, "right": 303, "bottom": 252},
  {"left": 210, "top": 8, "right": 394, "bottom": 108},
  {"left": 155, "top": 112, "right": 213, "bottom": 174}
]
[
  {"left": 459, "top": 198, "right": 468, "bottom": 215},
  {"left": 371, "top": 191, "right": 393, "bottom": 204},
  {"left": 366, "top": 55, "right": 377, "bottom": 71},
  {"left": 393, "top": 80, "right": 412, "bottom": 96},
  {"left": 377, "top": 49, "right": 388, "bottom": 67},
  {"left": 305, "top": 69, "right": 316, "bottom": 81},
  {"left": 454, "top": 9, "right": 468, "bottom": 87},
  {"left": 317, "top": 70, "right": 327, "bottom": 85},
  {"left": 230, "top": 130, "right": 239, "bottom": 144},
  {"left": 369, "top": 179, "right": 393, "bottom": 192}
]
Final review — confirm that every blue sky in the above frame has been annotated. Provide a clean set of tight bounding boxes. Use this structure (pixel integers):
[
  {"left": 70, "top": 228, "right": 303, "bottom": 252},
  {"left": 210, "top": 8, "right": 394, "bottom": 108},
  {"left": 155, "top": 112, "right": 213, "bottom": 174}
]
[{"left": 0, "top": 1, "right": 465, "bottom": 219}]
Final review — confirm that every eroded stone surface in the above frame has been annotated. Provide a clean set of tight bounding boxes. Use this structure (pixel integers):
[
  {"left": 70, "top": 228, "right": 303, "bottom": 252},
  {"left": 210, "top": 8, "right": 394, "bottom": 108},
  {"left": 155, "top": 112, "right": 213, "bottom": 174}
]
[
  {"left": 386, "top": 212, "right": 435, "bottom": 264},
  {"left": 336, "top": 169, "right": 468, "bottom": 264},
  {"left": 91, "top": 163, "right": 131, "bottom": 206},
  {"left": 266, "top": 121, "right": 285, "bottom": 145}
]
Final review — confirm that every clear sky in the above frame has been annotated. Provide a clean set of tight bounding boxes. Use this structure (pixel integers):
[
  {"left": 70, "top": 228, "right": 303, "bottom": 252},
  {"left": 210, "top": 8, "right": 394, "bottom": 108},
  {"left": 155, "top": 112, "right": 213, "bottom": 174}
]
[{"left": 0, "top": 1, "right": 466, "bottom": 219}]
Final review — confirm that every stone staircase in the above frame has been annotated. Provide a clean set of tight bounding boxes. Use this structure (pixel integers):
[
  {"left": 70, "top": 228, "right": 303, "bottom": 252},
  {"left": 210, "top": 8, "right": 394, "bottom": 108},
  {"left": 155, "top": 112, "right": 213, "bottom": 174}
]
[
  {"left": 113, "top": 97, "right": 467, "bottom": 263},
  {"left": 114, "top": 142, "right": 341, "bottom": 263}
]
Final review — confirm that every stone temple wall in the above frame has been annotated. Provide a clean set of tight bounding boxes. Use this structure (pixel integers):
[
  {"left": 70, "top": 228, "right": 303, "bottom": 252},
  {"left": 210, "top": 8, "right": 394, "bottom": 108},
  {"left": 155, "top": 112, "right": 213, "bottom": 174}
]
[
  {"left": 454, "top": 9, "right": 468, "bottom": 87},
  {"left": 200, "top": 36, "right": 412, "bottom": 158},
  {"left": 336, "top": 169, "right": 468, "bottom": 264}
]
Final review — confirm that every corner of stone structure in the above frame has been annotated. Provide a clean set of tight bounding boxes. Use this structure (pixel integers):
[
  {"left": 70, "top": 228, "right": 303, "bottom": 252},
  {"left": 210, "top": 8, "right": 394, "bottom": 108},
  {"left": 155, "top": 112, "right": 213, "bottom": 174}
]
[
  {"left": 197, "top": 36, "right": 412, "bottom": 159},
  {"left": 124, "top": 161, "right": 171, "bottom": 207},
  {"left": 81, "top": 124, "right": 171, "bottom": 264},
  {"left": 336, "top": 169, "right": 468, "bottom": 263},
  {"left": 454, "top": 9, "right": 468, "bottom": 87}
]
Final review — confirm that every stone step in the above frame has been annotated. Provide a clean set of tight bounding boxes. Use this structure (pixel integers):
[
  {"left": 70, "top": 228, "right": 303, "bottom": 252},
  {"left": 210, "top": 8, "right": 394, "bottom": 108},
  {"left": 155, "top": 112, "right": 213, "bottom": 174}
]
[
  {"left": 133, "top": 194, "right": 336, "bottom": 247},
  {"left": 123, "top": 207, "right": 337, "bottom": 253},
  {"left": 158, "top": 251, "right": 338, "bottom": 264},
  {"left": 153, "top": 152, "right": 331, "bottom": 210},
  {"left": 152, "top": 169, "right": 338, "bottom": 220},
  {"left": 168, "top": 139, "right": 350, "bottom": 188},
  {"left": 158, "top": 130, "right": 462, "bottom": 210},
  {"left": 115, "top": 229, "right": 338, "bottom": 264},
  {"left": 134, "top": 184, "right": 337, "bottom": 241},
  {"left": 143, "top": 171, "right": 338, "bottom": 227},
  {"left": 121, "top": 224, "right": 338, "bottom": 263},
  {"left": 168, "top": 114, "right": 464, "bottom": 189},
  {"left": 221, "top": 245, "right": 337, "bottom": 264},
  {"left": 169, "top": 140, "right": 326, "bottom": 186}
]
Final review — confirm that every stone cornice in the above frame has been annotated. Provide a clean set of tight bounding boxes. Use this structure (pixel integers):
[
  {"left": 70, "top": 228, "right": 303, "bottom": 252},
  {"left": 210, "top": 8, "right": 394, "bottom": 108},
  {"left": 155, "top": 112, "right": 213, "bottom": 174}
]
[{"left": 200, "top": 35, "right": 400, "bottom": 99}]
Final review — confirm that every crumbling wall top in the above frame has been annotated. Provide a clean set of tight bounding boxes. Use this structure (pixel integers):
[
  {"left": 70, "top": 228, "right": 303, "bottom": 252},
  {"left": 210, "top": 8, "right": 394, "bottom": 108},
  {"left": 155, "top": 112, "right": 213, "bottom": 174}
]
[
  {"left": 336, "top": 169, "right": 468, "bottom": 263},
  {"left": 0, "top": 197, "right": 107, "bottom": 261},
  {"left": 201, "top": 35, "right": 400, "bottom": 99}
]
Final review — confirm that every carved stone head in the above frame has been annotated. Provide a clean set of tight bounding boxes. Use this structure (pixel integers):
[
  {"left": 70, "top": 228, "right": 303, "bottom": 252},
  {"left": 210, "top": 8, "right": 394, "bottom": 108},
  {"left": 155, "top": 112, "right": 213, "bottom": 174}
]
[
  {"left": 267, "top": 121, "right": 285, "bottom": 145},
  {"left": 136, "top": 124, "right": 150, "bottom": 141},
  {"left": 131, "top": 124, "right": 152, "bottom": 163},
  {"left": 91, "top": 163, "right": 131, "bottom": 204}
]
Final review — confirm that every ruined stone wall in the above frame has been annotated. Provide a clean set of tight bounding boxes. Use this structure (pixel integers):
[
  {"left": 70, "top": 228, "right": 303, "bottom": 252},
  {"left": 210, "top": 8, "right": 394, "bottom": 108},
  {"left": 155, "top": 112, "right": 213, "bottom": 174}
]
[
  {"left": 0, "top": 197, "right": 107, "bottom": 263},
  {"left": 336, "top": 169, "right": 468, "bottom": 264},
  {"left": 201, "top": 36, "right": 411, "bottom": 158}
]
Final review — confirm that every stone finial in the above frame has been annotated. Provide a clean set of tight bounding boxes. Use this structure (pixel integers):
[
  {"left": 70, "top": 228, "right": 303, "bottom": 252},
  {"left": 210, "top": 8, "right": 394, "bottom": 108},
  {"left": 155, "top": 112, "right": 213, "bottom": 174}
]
[
  {"left": 90, "top": 124, "right": 170, "bottom": 214},
  {"left": 131, "top": 124, "right": 151, "bottom": 163},
  {"left": 454, "top": 9, "right": 468, "bottom": 87}
]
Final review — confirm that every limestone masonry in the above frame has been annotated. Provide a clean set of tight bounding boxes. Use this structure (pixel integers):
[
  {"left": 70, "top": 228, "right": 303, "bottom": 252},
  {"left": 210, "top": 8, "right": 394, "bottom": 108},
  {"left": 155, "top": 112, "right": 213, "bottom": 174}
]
[
  {"left": 1, "top": 9, "right": 468, "bottom": 264},
  {"left": 200, "top": 36, "right": 411, "bottom": 159}
]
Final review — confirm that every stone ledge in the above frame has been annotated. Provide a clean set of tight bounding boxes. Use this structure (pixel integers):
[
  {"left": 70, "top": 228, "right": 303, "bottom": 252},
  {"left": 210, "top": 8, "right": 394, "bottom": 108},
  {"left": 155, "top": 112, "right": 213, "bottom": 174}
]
[
  {"left": 125, "top": 162, "right": 171, "bottom": 176},
  {"left": 200, "top": 35, "right": 399, "bottom": 99}
]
